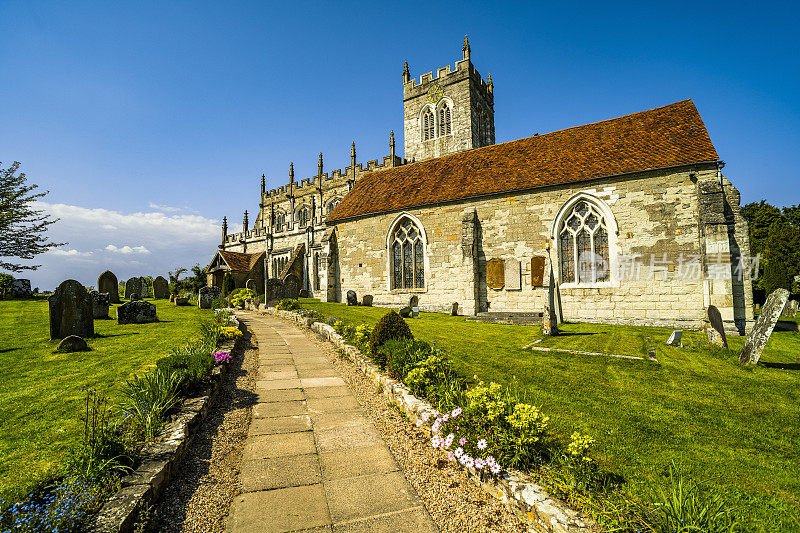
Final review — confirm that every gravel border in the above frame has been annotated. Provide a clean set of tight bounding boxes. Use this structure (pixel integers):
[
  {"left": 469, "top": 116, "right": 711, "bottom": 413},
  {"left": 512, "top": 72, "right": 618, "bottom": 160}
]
[
  {"left": 142, "top": 327, "right": 258, "bottom": 533},
  {"left": 295, "top": 323, "right": 531, "bottom": 533}
]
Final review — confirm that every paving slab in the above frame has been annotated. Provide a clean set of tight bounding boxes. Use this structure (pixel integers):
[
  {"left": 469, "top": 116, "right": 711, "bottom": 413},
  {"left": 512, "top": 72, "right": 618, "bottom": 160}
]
[
  {"left": 319, "top": 444, "right": 399, "bottom": 481},
  {"left": 306, "top": 396, "right": 361, "bottom": 414},
  {"left": 249, "top": 415, "right": 312, "bottom": 436},
  {"left": 298, "top": 367, "right": 340, "bottom": 379},
  {"left": 315, "top": 424, "right": 384, "bottom": 453},
  {"left": 301, "top": 377, "right": 347, "bottom": 388},
  {"left": 243, "top": 431, "right": 316, "bottom": 460},
  {"left": 240, "top": 454, "right": 321, "bottom": 492},
  {"left": 259, "top": 370, "right": 299, "bottom": 380},
  {"left": 256, "top": 378, "right": 302, "bottom": 390},
  {"left": 303, "top": 386, "right": 352, "bottom": 399},
  {"left": 253, "top": 401, "right": 307, "bottom": 419},
  {"left": 228, "top": 484, "right": 330, "bottom": 533},
  {"left": 311, "top": 411, "right": 370, "bottom": 431},
  {"left": 324, "top": 471, "right": 422, "bottom": 523},
  {"left": 332, "top": 508, "right": 437, "bottom": 532},
  {"left": 254, "top": 388, "right": 306, "bottom": 403}
]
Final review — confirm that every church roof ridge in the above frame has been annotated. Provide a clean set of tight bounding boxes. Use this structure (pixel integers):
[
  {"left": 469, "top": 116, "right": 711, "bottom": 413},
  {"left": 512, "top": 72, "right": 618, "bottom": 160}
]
[{"left": 327, "top": 99, "right": 719, "bottom": 222}]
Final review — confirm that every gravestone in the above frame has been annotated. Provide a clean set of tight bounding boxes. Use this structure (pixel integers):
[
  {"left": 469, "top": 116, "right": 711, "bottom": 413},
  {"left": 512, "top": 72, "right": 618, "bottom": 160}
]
[
  {"left": 57, "top": 335, "right": 89, "bottom": 353},
  {"left": 152, "top": 276, "right": 169, "bottom": 299},
  {"left": 125, "top": 277, "right": 145, "bottom": 300},
  {"left": 245, "top": 279, "right": 256, "bottom": 292},
  {"left": 542, "top": 304, "right": 558, "bottom": 336},
  {"left": 97, "top": 271, "right": 120, "bottom": 303},
  {"left": 8, "top": 279, "right": 32, "bottom": 298},
  {"left": 90, "top": 291, "right": 110, "bottom": 318},
  {"left": 667, "top": 330, "right": 683, "bottom": 347},
  {"left": 362, "top": 295, "right": 373, "bottom": 307},
  {"left": 117, "top": 298, "right": 158, "bottom": 324},
  {"left": 266, "top": 278, "right": 285, "bottom": 304},
  {"left": 706, "top": 305, "right": 728, "bottom": 348},
  {"left": 284, "top": 274, "right": 301, "bottom": 300},
  {"left": 49, "top": 280, "right": 94, "bottom": 340},
  {"left": 399, "top": 306, "right": 411, "bottom": 318},
  {"left": 409, "top": 295, "right": 418, "bottom": 308},
  {"left": 740, "top": 288, "right": 789, "bottom": 365},
  {"left": 530, "top": 256, "right": 545, "bottom": 287},
  {"left": 346, "top": 290, "right": 358, "bottom": 306},
  {"left": 789, "top": 300, "right": 799, "bottom": 317},
  {"left": 174, "top": 297, "right": 188, "bottom": 306},
  {"left": 411, "top": 307, "right": 420, "bottom": 318},
  {"left": 504, "top": 259, "right": 521, "bottom": 290},
  {"left": 645, "top": 337, "right": 657, "bottom": 360},
  {"left": 486, "top": 258, "right": 505, "bottom": 289},
  {"left": 451, "top": 302, "right": 459, "bottom": 316},
  {"left": 198, "top": 286, "right": 222, "bottom": 309}
]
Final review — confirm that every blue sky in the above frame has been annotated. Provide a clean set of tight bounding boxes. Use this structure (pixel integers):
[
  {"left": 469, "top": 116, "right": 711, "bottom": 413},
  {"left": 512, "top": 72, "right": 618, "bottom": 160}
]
[{"left": 1, "top": 1, "right": 798, "bottom": 290}]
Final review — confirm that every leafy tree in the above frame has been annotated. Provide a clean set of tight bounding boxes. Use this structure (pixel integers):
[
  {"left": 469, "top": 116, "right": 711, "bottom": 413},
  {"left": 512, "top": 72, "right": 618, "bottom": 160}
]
[
  {"left": 741, "top": 200, "right": 782, "bottom": 258},
  {"left": 761, "top": 219, "right": 800, "bottom": 294},
  {"left": 184, "top": 264, "right": 207, "bottom": 294},
  {"left": 0, "top": 273, "right": 13, "bottom": 299},
  {"left": 168, "top": 267, "right": 187, "bottom": 296},
  {"left": 782, "top": 204, "right": 800, "bottom": 228},
  {"left": 0, "top": 161, "right": 66, "bottom": 271}
]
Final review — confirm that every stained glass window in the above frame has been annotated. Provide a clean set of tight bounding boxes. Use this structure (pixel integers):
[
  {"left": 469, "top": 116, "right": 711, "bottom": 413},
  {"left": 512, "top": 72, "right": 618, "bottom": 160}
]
[
  {"left": 390, "top": 217, "right": 425, "bottom": 290},
  {"left": 558, "top": 201, "right": 611, "bottom": 284}
]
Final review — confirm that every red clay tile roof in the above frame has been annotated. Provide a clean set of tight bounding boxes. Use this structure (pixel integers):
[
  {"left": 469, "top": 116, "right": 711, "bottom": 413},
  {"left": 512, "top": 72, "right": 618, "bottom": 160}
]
[
  {"left": 327, "top": 99, "right": 719, "bottom": 222},
  {"left": 217, "top": 250, "right": 264, "bottom": 272}
]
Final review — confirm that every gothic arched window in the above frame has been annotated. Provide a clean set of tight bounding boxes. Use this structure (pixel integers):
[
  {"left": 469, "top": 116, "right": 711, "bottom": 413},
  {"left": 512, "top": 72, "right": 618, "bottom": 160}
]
[
  {"left": 439, "top": 103, "right": 452, "bottom": 136},
  {"left": 275, "top": 212, "right": 286, "bottom": 232},
  {"left": 422, "top": 107, "right": 435, "bottom": 141},
  {"left": 326, "top": 197, "right": 341, "bottom": 215},
  {"left": 390, "top": 217, "right": 425, "bottom": 290},
  {"left": 297, "top": 206, "right": 309, "bottom": 228},
  {"left": 558, "top": 201, "right": 610, "bottom": 284}
]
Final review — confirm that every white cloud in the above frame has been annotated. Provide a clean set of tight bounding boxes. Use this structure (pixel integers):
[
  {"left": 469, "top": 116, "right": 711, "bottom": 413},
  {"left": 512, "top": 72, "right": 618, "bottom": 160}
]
[
  {"left": 149, "top": 202, "right": 182, "bottom": 212},
  {"left": 49, "top": 248, "right": 93, "bottom": 257},
  {"left": 105, "top": 244, "right": 151, "bottom": 255},
  {"left": 101, "top": 224, "right": 117, "bottom": 230}
]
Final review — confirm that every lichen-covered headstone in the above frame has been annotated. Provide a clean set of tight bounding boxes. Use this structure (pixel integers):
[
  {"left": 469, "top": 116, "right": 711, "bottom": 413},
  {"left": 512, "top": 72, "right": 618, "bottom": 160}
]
[
  {"left": 740, "top": 288, "right": 789, "bottom": 365},
  {"left": 97, "top": 271, "right": 119, "bottom": 303},
  {"left": 124, "top": 277, "right": 144, "bottom": 300},
  {"left": 90, "top": 291, "right": 110, "bottom": 318},
  {"left": 411, "top": 307, "right": 420, "bottom": 318},
  {"left": 409, "top": 295, "right": 418, "bottom": 308},
  {"left": 542, "top": 304, "right": 558, "bottom": 336},
  {"left": 266, "top": 278, "right": 285, "bottom": 304},
  {"left": 152, "top": 276, "right": 169, "bottom": 299},
  {"left": 57, "top": 335, "right": 89, "bottom": 353},
  {"left": 362, "top": 294, "right": 373, "bottom": 307},
  {"left": 117, "top": 299, "right": 157, "bottom": 324},
  {"left": 8, "top": 279, "right": 32, "bottom": 298},
  {"left": 346, "top": 289, "right": 357, "bottom": 306},
  {"left": 706, "top": 305, "right": 728, "bottom": 348},
  {"left": 667, "top": 330, "right": 683, "bottom": 347},
  {"left": 284, "top": 274, "right": 300, "bottom": 300},
  {"left": 49, "top": 280, "right": 94, "bottom": 340},
  {"left": 451, "top": 302, "right": 459, "bottom": 316},
  {"left": 198, "top": 286, "right": 222, "bottom": 309}
]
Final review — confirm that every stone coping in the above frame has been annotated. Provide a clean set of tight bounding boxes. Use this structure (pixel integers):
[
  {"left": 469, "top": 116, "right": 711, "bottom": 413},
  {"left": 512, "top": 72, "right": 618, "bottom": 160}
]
[
  {"left": 89, "top": 320, "right": 244, "bottom": 533},
  {"left": 259, "top": 306, "right": 594, "bottom": 533}
]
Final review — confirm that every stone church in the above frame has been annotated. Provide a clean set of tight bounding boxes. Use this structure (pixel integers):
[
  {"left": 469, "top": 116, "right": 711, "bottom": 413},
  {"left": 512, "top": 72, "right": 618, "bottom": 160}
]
[{"left": 209, "top": 37, "right": 753, "bottom": 334}]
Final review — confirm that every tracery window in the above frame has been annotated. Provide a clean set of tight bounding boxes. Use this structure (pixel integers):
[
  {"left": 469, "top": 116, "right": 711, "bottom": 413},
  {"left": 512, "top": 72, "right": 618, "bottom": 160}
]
[
  {"left": 558, "top": 201, "right": 610, "bottom": 284},
  {"left": 326, "top": 198, "right": 341, "bottom": 215},
  {"left": 313, "top": 252, "right": 320, "bottom": 291},
  {"left": 275, "top": 212, "right": 286, "bottom": 232},
  {"left": 422, "top": 107, "right": 435, "bottom": 141},
  {"left": 297, "top": 206, "right": 309, "bottom": 228},
  {"left": 390, "top": 217, "right": 425, "bottom": 290},
  {"left": 438, "top": 103, "right": 451, "bottom": 136}
]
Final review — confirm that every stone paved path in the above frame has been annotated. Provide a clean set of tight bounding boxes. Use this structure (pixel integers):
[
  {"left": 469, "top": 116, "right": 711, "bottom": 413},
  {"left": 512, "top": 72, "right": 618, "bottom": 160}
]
[{"left": 227, "top": 312, "right": 438, "bottom": 533}]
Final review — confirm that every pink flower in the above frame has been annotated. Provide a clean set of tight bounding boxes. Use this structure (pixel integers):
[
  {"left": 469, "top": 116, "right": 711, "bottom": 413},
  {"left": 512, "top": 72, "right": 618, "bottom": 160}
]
[
  {"left": 441, "top": 414, "right": 449, "bottom": 423},
  {"left": 421, "top": 412, "right": 431, "bottom": 422},
  {"left": 477, "top": 438, "right": 488, "bottom": 450},
  {"left": 447, "top": 451, "right": 455, "bottom": 462},
  {"left": 451, "top": 407, "right": 462, "bottom": 417},
  {"left": 431, "top": 421, "right": 441, "bottom": 434},
  {"left": 444, "top": 433, "right": 455, "bottom": 448},
  {"left": 464, "top": 456, "right": 475, "bottom": 468},
  {"left": 454, "top": 447, "right": 464, "bottom": 458},
  {"left": 486, "top": 455, "right": 496, "bottom": 466},
  {"left": 490, "top": 463, "right": 501, "bottom": 475},
  {"left": 459, "top": 437, "right": 467, "bottom": 446},
  {"left": 431, "top": 435, "right": 442, "bottom": 448},
  {"left": 474, "top": 458, "right": 485, "bottom": 469}
]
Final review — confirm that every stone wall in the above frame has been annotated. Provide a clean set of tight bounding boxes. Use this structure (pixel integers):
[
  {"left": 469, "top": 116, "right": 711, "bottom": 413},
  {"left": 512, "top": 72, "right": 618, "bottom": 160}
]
[{"left": 328, "top": 164, "right": 750, "bottom": 330}]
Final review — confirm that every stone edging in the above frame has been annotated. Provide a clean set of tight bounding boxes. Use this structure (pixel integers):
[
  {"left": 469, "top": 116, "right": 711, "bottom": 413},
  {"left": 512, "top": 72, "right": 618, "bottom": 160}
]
[
  {"left": 262, "top": 307, "right": 594, "bottom": 533},
  {"left": 89, "top": 320, "right": 245, "bottom": 533}
]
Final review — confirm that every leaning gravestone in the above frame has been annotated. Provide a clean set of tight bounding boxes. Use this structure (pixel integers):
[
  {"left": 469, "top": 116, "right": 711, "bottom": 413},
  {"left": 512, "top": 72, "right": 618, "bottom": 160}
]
[
  {"left": 97, "top": 271, "right": 120, "bottom": 303},
  {"left": 117, "top": 297, "right": 158, "bottom": 324},
  {"left": 8, "top": 279, "right": 32, "bottom": 298},
  {"left": 346, "top": 290, "right": 358, "bottom": 306},
  {"left": 542, "top": 304, "right": 558, "bottom": 336},
  {"left": 740, "top": 288, "right": 789, "bottom": 365},
  {"left": 362, "top": 294, "right": 373, "bottom": 307},
  {"left": 198, "top": 286, "right": 222, "bottom": 309},
  {"left": 706, "top": 305, "right": 728, "bottom": 348},
  {"left": 49, "top": 280, "right": 94, "bottom": 340},
  {"left": 89, "top": 291, "right": 110, "bottom": 318},
  {"left": 266, "top": 278, "right": 285, "bottom": 304},
  {"left": 284, "top": 274, "right": 301, "bottom": 300},
  {"left": 667, "top": 330, "right": 683, "bottom": 347},
  {"left": 152, "top": 276, "right": 169, "bottom": 299}
]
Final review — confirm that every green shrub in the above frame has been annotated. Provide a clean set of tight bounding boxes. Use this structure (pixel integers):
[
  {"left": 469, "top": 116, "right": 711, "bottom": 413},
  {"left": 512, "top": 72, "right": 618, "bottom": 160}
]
[
  {"left": 157, "top": 339, "right": 215, "bottom": 393},
  {"left": 211, "top": 298, "right": 227, "bottom": 310},
  {"left": 382, "top": 338, "right": 431, "bottom": 379},
  {"left": 230, "top": 288, "right": 256, "bottom": 308},
  {"left": 277, "top": 298, "right": 301, "bottom": 311},
  {"left": 368, "top": 310, "right": 413, "bottom": 363},
  {"left": 222, "top": 272, "right": 234, "bottom": 296},
  {"left": 119, "top": 368, "right": 181, "bottom": 440}
]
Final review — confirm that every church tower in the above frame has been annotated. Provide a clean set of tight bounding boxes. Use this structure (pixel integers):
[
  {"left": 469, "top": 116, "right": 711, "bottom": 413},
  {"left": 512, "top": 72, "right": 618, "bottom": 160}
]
[{"left": 402, "top": 36, "right": 495, "bottom": 162}]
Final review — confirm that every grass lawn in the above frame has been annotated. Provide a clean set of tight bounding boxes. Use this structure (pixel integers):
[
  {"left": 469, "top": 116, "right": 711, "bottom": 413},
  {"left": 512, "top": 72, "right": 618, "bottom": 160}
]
[
  {"left": 300, "top": 299, "right": 800, "bottom": 531},
  {"left": 0, "top": 298, "right": 212, "bottom": 506}
]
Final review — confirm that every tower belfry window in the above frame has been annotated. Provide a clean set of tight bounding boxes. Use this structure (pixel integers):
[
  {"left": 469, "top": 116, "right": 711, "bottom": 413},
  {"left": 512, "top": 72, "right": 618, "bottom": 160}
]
[
  {"left": 439, "top": 104, "right": 451, "bottom": 136},
  {"left": 422, "top": 108, "right": 435, "bottom": 141}
]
